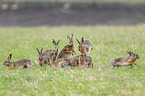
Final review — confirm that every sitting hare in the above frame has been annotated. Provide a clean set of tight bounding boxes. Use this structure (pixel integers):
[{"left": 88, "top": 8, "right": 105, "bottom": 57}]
[
  {"left": 108, "top": 52, "right": 140, "bottom": 68},
  {"left": 42, "top": 39, "right": 60, "bottom": 62},
  {"left": 3, "top": 54, "right": 35, "bottom": 70},
  {"left": 36, "top": 48, "right": 50, "bottom": 67},
  {"left": 57, "top": 34, "right": 76, "bottom": 59},
  {"left": 76, "top": 37, "right": 93, "bottom": 55}
]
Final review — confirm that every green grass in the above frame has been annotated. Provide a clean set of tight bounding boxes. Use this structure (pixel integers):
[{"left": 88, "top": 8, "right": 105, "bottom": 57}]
[{"left": 0, "top": 25, "right": 145, "bottom": 96}]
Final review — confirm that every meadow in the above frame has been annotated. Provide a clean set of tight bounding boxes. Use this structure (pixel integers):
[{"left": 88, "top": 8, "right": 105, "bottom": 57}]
[{"left": 0, "top": 25, "right": 145, "bottom": 96}]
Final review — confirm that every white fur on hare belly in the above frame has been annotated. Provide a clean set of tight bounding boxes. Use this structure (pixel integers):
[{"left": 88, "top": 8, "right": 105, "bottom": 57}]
[{"left": 120, "top": 63, "right": 130, "bottom": 66}]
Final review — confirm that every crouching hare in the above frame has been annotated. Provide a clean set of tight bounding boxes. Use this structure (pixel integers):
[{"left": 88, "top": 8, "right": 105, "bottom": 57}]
[
  {"left": 76, "top": 37, "right": 93, "bottom": 55},
  {"left": 70, "top": 55, "right": 93, "bottom": 68},
  {"left": 57, "top": 34, "right": 76, "bottom": 59},
  {"left": 36, "top": 48, "right": 50, "bottom": 67},
  {"left": 3, "top": 54, "right": 35, "bottom": 70}
]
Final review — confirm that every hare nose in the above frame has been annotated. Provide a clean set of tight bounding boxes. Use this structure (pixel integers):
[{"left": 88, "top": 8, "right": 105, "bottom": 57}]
[{"left": 39, "top": 58, "right": 43, "bottom": 61}]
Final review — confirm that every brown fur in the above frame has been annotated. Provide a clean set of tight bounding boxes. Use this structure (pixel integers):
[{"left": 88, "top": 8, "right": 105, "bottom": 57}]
[
  {"left": 57, "top": 34, "right": 76, "bottom": 60},
  {"left": 42, "top": 39, "right": 60, "bottom": 63},
  {"left": 3, "top": 54, "right": 35, "bottom": 70},
  {"left": 76, "top": 37, "right": 93, "bottom": 55},
  {"left": 69, "top": 55, "right": 80, "bottom": 67},
  {"left": 36, "top": 48, "right": 50, "bottom": 67},
  {"left": 51, "top": 58, "right": 67, "bottom": 67},
  {"left": 58, "top": 58, "right": 70, "bottom": 67},
  {"left": 108, "top": 52, "right": 140, "bottom": 68},
  {"left": 70, "top": 55, "right": 93, "bottom": 68},
  {"left": 78, "top": 55, "right": 93, "bottom": 68}
]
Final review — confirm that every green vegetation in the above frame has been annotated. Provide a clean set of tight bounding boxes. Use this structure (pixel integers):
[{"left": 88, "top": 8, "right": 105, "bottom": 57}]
[{"left": 0, "top": 25, "right": 145, "bottom": 95}]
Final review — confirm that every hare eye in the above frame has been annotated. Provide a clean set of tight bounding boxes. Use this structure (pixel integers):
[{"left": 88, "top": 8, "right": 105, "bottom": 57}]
[
  {"left": 51, "top": 53, "right": 54, "bottom": 55},
  {"left": 44, "top": 60, "right": 47, "bottom": 64},
  {"left": 39, "top": 58, "right": 42, "bottom": 61}
]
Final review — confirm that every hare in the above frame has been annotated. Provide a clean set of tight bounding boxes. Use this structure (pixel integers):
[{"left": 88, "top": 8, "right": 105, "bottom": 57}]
[
  {"left": 59, "top": 58, "right": 71, "bottom": 68},
  {"left": 57, "top": 34, "right": 76, "bottom": 59},
  {"left": 69, "top": 55, "right": 80, "bottom": 67},
  {"left": 69, "top": 55, "right": 93, "bottom": 68},
  {"left": 42, "top": 39, "right": 60, "bottom": 62},
  {"left": 78, "top": 55, "right": 93, "bottom": 68},
  {"left": 50, "top": 54, "right": 59, "bottom": 67},
  {"left": 108, "top": 52, "right": 140, "bottom": 68},
  {"left": 3, "top": 54, "right": 35, "bottom": 70},
  {"left": 36, "top": 48, "right": 50, "bottom": 67},
  {"left": 51, "top": 56, "right": 68, "bottom": 67},
  {"left": 76, "top": 37, "right": 93, "bottom": 55}
]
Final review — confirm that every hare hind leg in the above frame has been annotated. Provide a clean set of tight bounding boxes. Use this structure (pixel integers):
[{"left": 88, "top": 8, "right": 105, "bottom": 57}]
[
  {"left": 130, "top": 62, "right": 138, "bottom": 66},
  {"left": 26, "top": 64, "right": 36, "bottom": 68}
]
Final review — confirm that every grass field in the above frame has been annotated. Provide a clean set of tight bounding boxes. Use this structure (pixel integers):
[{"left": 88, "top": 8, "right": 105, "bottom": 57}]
[{"left": 0, "top": 25, "right": 145, "bottom": 96}]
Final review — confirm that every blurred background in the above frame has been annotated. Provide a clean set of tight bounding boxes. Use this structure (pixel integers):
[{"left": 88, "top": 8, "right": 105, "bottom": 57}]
[{"left": 0, "top": 0, "right": 145, "bottom": 26}]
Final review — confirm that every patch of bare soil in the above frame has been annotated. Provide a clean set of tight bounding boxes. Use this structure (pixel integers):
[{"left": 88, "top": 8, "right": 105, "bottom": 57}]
[{"left": 0, "top": 2, "right": 145, "bottom": 26}]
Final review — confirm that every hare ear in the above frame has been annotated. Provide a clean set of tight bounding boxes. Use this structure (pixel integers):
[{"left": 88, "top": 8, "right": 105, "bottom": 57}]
[
  {"left": 128, "top": 52, "right": 134, "bottom": 55},
  {"left": 7, "top": 54, "right": 12, "bottom": 60},
  {"left": 67, "top": 35, "right": 70, "bottom": 41},
  {"left": 36, "top": 48, "right": 40, "bottom": 54},
  {"left": 71, "top": 34, "right": 73, "bottom": 41},
  {"left": 56, "top": 40, "right": 60, "bottom": 45},
  {"left": 41, "top": 48, "right": 43, "bottom": 54},
  {"left": 81, "top": 37, "right": 84, "bottom": 43},
  {"left": 53, "top": 39, "right": 56, "bottom": 45},
  {"left": 76, "top": 38, "right": 80, "bottom": 44}
]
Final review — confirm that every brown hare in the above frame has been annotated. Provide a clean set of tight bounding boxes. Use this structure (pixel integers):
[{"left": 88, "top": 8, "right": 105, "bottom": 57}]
[
  {"left": 76, "top": 37, "right": 93, "bottom": 55},
  {"left": 59, "top": 58, "right": 71, "bottom": 68},
  {"left": 3, "top": 54, "right": 35, "bottom": 70},
  {"left": 51, "top": 56, "right": 68, "bottom": 67},
  {"left": 57, "top": 34, "right": 76, "bottom": 59},
  {"left": 42, "top": 39, "right": 60, "bottom": 62},
  {"left": 36, "top": 48, "right": 50, "bottom": 67},
  {"left": 69, "top": 55, "right": 93, "bottom": 68},
  {"left": 69, "top": 55, "right": 80, "bottom": 67},
  {"left": 78, "top": 55, "right": 93, "bottom": 68},
  {"left": 108, "top": 52, "right": 140, "bottom": 68},
  {"left": 50, "top": 54, "right": 59, "bottom": 67}
]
